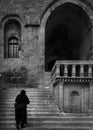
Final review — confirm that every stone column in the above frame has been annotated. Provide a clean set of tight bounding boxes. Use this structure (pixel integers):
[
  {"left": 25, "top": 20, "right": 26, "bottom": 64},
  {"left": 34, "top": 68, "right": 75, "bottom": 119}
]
[
  {"left": 58, "top": 82, "right": 64, "bottom": 112},
  {"left": 89, "top": 81, "right": 93, "bottom": 112},
  {"left": 55, "top": 85, "right": 59, "bottom": 106},
  {"left": 72, "top": 64, "right": 76, "bottom": 77},
  {"left": 64, "top": 64, "right": 68, "bottom": 77},
  {"left": 80, "top": 64, "right": 84, "bottom": 77}
]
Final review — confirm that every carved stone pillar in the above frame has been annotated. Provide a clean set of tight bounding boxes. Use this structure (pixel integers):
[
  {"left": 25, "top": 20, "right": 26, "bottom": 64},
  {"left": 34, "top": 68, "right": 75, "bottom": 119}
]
[
  {"left": 64, "top": 64, "right": 68, "bottom": 77},
  {"left": 72, "top": 64, "right": 76, "bottom": 77},
  {"left": 58, "top": 82, "right": 64, "bottom": 112},
  {"left": 80, "top": 64, "right": 84, "bottom": 77},
  {"left": 89, "top": 81, "right": 93, "bottom": 112}
]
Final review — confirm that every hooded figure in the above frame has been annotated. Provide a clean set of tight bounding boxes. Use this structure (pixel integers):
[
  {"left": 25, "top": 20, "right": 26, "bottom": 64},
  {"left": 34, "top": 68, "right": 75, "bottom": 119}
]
[{"left": 15, "top": 90, "right": 30, "bottom": 129}]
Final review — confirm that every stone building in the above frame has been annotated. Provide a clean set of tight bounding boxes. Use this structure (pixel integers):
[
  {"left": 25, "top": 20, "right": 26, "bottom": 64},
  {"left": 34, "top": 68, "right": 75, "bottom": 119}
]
[{"left": 0, "top": 0, "right": 93, "bottom": 114}]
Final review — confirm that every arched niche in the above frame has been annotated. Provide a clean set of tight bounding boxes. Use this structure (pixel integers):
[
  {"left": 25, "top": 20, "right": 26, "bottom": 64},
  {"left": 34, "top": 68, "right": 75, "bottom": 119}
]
[
  {"left": 70, "top": 91, "right": 81, "bottom": 113},
  {"left": 4, "top": 19, "right": 21, "bottom": 58}
]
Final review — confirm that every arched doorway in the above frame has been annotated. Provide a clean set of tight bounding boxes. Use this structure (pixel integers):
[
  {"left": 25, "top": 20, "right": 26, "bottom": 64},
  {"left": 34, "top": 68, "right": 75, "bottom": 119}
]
[
  {"left": 70, "top": 91, "right": 81, "bottom": 113},
  {"left": 44, "top": 2, "right": 92, "bottom": 71}
]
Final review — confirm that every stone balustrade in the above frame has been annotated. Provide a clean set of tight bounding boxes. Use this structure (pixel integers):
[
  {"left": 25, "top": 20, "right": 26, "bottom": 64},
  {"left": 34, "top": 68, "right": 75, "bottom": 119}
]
[{"left": 51, "top": 60, "right": 93, "bottom": 83}]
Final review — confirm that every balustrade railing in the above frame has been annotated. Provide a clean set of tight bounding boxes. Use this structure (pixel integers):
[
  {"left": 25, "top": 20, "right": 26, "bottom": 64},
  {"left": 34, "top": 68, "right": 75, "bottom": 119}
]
[{"left": 51, "top": 60, "right": 93, "bottom": 83}]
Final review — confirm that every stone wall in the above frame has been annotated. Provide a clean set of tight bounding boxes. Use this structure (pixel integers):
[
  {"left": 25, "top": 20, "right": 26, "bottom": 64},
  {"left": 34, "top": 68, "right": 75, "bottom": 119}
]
[
  {"left": 0, "top": 0, "right": 55, "bottom": 87},
  {"left": 64, "top": 82, "right": 89, "bottom": 113},
  {"left": 53, "top": 81, "right": 90, "bottom": 113},
  {"left": 0, "top": 0, "right": 92, "bottom": 88}
]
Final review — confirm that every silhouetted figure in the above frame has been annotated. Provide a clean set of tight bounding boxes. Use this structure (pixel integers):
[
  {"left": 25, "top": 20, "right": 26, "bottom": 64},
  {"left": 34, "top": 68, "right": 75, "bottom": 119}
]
[{"left": 15, "top": 90, "right": 30, "bottom": 129}]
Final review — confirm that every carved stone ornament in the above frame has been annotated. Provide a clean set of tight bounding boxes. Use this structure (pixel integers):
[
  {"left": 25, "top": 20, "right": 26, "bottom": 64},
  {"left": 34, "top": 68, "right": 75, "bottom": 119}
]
[{"left": 25, "top": 15, "right": 31, "bottom": 25}]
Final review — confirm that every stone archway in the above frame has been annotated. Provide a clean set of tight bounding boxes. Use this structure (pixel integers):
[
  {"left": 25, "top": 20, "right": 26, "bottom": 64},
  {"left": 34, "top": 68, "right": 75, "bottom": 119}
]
[
  {"left": 38, "top": 0, "right": 93, "bottom": 72},
  {"left": 70, "top": 91, "right": 81, "bottom": 113}
]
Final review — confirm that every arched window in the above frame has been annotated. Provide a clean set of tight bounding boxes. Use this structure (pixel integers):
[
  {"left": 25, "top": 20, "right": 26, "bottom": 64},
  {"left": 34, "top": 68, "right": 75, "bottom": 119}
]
[
  {"left": 8, "top": 37, "right": 19, "bottom": 58},
  {"left": 4, "top": 19, "right": 21, "bottom": 58}
]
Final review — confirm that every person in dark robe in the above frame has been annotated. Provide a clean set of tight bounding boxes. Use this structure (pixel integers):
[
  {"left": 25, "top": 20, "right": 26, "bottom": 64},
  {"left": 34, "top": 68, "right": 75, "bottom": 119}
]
[{"left": 14, "top": 90, "right": 30, "bottom": 129}]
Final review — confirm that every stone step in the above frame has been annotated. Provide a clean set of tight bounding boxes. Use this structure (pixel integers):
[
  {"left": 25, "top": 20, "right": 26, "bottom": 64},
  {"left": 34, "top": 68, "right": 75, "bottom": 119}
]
[
  {"left": 1, "top": 93, "right": 50, "bottom": 95},
  {"left": 0, "top": 113, "right": 61, "bottom": 117},
  {"left": 0, "top": 109, "right": 56, "bottom": 112},
  {"left": 0, "top": 95, "right": 53, "bottom": 99},
  {"left": 1, "top": 94, "right": 50, "bottom": 97},
  {"left": 0, "top": 106, "right": 55, "bottom": 110},
  {"left": 1, "top": 87, "right": 92, "bottom": 130},
  {"left": 0, "top": 93, "right": 51, "bottom": 96},
  {"left": 1, "top": 112, "right": 93, "bottom": 117},
  {"left": 0, "top": 100, "right": 51, "bottom": 103},
  {"left": 0, "top": 119, "right": 93, "bottom": 124},
  {"left": 2, "top": 88, "right": 50, "bottom": 90},
  {"left": 2, "top": 90, "right": 51, "bottom": 92},
  {"left": 0, "top": 121, "right": 93, "bottom": 128},
  {"left": 0, "top": 127, "right": 90, "bottom": 130},
  {"left": 0, "top": 97, "right": 52, "bottom": 100},
  {"left": 0, "top": 109, "right": 57, "bottom": 113},
  {"left": 0, "top": 105, "right": 52, "bottom": 108},
  {"left": 1, "top": 116, "right": 93, "bottom": 121},
  {"left": 0, "top": 96, "right": 53, "bottom": 99},
  {"left": 0, "top": 101, "right": 51, "bottom": 104},
  {"left": 0, "top": 104, "right": 53, "bottom": 107},
  {"left": 0, "top": 106, "right": 55, "bottom": 109},
  {"left": 0, "top": 102, "right": 53, "bottom": 105},
  {"left": 1, "top": 94, "right": 51, "bottom": 97},
  {"left": 1, "top": 87, "right": 48, "bottom": 90},
  {"left": 0, "top": 110, "right": 57, "bottom": 113},
  {"left": 0, "top": 100, "right": 54, "bottom": 103}
]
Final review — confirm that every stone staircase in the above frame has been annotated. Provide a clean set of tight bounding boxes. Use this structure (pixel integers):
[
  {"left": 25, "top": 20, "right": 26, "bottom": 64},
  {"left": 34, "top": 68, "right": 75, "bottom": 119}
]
[{"left": 0, "top": 87, "right": 93, "bottom": 130}]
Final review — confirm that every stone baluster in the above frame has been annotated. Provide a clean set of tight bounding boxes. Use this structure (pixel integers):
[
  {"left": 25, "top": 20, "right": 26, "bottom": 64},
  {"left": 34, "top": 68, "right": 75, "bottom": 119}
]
[
  {"left": 64, "top": 64, "right": 68, "bottom": 77},
  {"left": 88, "top": 64, "right": 92, "bottom": 77},
  {"left": 72, "top": 64, "right": 76, "bottom": 77},
  {"left": 80, "top": 64, "right": 84, "bottom": 77},
  {"left": 56, "top": 64, "right": 60, "bottom": 77}
]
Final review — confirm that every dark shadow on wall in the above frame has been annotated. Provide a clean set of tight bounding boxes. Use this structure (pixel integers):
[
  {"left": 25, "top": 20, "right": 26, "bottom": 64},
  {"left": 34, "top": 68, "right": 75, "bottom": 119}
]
[{"left": 2, "top": 66, "right": 27, "bottom": 84}]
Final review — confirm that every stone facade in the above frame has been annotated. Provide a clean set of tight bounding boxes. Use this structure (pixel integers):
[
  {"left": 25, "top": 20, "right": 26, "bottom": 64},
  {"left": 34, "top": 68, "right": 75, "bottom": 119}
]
[
  {"left": 0, "top": 0, "right": 93, "bottom": 89},
  {"left": 53, "top": 80, "right": 93, "bottom": 113}
]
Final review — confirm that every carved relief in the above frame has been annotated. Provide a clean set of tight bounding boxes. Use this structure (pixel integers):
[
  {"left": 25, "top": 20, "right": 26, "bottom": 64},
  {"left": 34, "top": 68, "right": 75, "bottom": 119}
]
[{"left": 25, "top": 15, "right": 31, "bottom": 25}]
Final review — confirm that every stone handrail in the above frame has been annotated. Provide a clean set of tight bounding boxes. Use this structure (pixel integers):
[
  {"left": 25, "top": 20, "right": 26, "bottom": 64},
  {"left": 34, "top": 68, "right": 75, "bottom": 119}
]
[{"left": 51, "top": 60, "right": 93, "bottom": 83}]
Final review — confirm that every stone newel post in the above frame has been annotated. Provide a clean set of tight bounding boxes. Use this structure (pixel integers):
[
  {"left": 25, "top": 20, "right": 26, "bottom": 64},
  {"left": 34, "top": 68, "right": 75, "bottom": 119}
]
[{"left": 56, "top": 64, "right": 60, "bottom": 77}]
